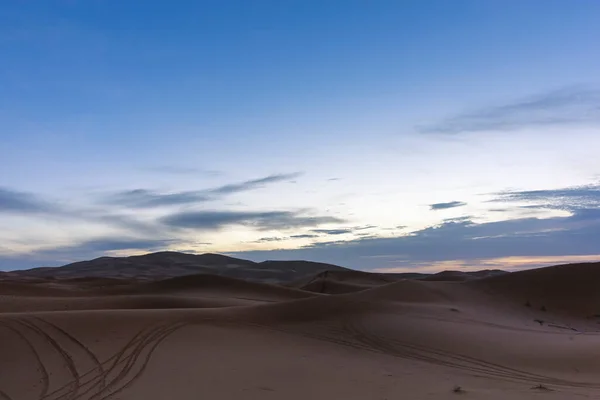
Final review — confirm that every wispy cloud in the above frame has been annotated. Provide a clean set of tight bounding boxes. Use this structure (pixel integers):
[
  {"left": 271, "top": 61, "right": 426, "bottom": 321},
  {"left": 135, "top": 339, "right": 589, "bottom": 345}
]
[
  {"left": 253, "top": 236, "right": 286, "bottom": 243},
  {"left": 429, "top": 201, "right": 467, "bottom": 210},
  {"left": 353, "top": 225, "right": 377, "bottom": 231},
  {"left": 419, "top": 86, "right": 600, "bottom": 134},
  {"left": 0, "top": 187, "right": 60, "bottom": 214},
  {"left": 161, "top": 209, "right": 344, "bottom": 231},
  {"left": 143, "top": 166, "right": 222, "bottom": 176},
  {"left": 208, "top": 173, "right": 301, "bottom": 195},
  {"left": 290, "top": 234, "right": 320, "bottom": 239},
  {"left": 492, "top": 183, "right": 600, "bottom": 211},
  {"left": 0, "top": 187, "right": 162, "bottom": 237},
  {"left": 309, "top": 225, "right": 377, "bottom": 236},
  {"left": 106, "top": 189, "right": 212, "bottom": 208},
  {"left": 61, "top": 238, "right": 176, "bottom": 253},
  {"left": 311, "top": 228, "right": 353, "bottom": 235},
  {"left": 105, "top": 173, "right": 302, "bottom": 209}
]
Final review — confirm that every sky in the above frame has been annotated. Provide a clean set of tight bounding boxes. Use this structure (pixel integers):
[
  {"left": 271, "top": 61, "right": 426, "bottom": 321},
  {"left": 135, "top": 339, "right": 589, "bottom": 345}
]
[{"left": 2, "top": 0, "right": 600, "bottom": 272}]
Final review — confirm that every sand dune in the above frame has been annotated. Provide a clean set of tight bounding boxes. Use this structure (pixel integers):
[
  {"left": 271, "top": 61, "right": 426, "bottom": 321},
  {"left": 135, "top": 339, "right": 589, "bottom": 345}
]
[
  {"left": 471, "top": 262, "right": 600, "bottom": 317},
  {"left": 0, "top": 273, "right": 317, "bottom": 313},
  {"left": 421, "top": 270, "right": 477, "bottom": 282},
  {"left": 136, "top": 273, "right": 315, "bottom": 299},
  {"left": 294, "top": 270, "right": 396, "bottom": 294},
  {"left": 2, "top": 256, "right": 600, "bottom": 399}
]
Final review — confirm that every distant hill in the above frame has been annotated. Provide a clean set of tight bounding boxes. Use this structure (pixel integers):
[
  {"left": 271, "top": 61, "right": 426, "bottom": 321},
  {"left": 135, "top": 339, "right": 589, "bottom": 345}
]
[
  {"left": 289, "top": 268, "right": 509, "bottom": 294},
  {"left": 2, "top": 251, "right": 511, "bottom": 284},
  {"left": 5, "top": 251, "right": 351, "bottom": 283},
  {"left": 421, "top": 269, "right": 508, "bottom": 282}
]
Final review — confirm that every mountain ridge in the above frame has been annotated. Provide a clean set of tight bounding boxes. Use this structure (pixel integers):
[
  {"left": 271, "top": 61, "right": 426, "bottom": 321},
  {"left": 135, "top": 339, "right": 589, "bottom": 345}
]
[{"left": 2, "top": 251, "right": 351, "bottom": 283}]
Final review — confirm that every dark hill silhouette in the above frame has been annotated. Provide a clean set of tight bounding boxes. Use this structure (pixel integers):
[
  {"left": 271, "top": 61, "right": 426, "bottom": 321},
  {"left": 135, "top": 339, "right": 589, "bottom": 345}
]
[
  {"left": 5, "top": 251, "right": 350, "bottom": 283},
  {"left": 2, "top": 251, "right": 511, "bottom": 287}
]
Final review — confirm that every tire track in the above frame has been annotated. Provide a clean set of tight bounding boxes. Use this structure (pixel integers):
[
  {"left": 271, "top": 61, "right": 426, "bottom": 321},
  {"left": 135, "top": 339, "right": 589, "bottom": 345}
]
[
  {"left": 46, "top": 321, "right": 183, "bottom": 400},
  {"left": 0, "top": 319, "right": 50, "bottom": 398},
  {"left": 0, "top": 390, "right": 13, "bottom": 400},
  {"left": 241, "top": 314, "right": 600, "bottom": 390},
  {"left": 239, "top": 319, "right": 376, "bottom": 354},
  {"left": 14, "top": 318, "right": 81, "bottom": 400},
  {"left": 406, "top": 311, "right": 582, "bottom": 336},
  {"left": 1, "top": 317, "right": 165, "bottom": 400},
  {"left": 87, "top": 323, "right": 178, "bottom": 400},
  {"left": 343, "top": 319, "right": 532, "bottom": 381},
  {"left": 391, "top": 337, "right": 595, "bottom": 388},
  {"left": 93, "top": 323, "right": 186, "bottom": 400},
  {"left": 32, "top": 317, "right": 106, "bottom": 398},
  {"left": 343, "top": 317, "right": 600, "bottom": 389},
  {"left": 46, "top": 322, "right": 162, "bottom": 400}
]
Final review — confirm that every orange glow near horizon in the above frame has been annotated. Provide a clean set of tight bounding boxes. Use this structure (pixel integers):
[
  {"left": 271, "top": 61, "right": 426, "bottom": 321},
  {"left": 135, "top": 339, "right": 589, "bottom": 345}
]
[{"left": 373, "top": 254, "right": 600, "bottom": 273}]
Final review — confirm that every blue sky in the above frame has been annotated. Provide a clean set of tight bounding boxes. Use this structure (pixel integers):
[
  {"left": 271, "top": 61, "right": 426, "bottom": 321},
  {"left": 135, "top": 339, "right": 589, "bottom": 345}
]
[{"left": 2, "top": 1, "right": 600, "bottom": 271}]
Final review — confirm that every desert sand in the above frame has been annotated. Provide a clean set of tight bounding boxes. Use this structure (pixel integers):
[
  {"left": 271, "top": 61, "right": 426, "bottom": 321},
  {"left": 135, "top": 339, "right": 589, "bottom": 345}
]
[{"left": 2, "top": 254, "right": 600, "bottom": 399}]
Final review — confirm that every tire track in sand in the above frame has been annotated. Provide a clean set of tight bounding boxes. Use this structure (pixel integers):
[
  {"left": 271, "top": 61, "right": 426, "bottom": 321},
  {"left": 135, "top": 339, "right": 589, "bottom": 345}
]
[
  {"left": 342, "top": 317, "right": 600, "bottom": 389},
  {"left": 241, "top": 312, "right": 600, "bottom": 391},
  {"left": 1, "top": 317, "right": 160, "bottom": 400},
  {"left": 87, "top": 323, "right": 175, "bottom": 400},
  {"left": 32, "top": 317, "right": 106, "bottom": 398},
  {"left": 0, "top": 319, "right": 50, "bottom": 399},
  {"left": 43, "top": 322, "right": 160, "bottom": 400},
  {"left": 46, "top": 321, "right": 184, "bottom": 400},
  {"left": 14, "top": 318, "right": 81, "bottom": 400},
  {"left": 92, "top": 323, "right": 186, "bottom": 400}
]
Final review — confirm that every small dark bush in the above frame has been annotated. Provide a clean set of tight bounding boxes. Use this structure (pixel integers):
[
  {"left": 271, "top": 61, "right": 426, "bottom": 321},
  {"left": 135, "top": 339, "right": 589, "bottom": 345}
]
[
  {"left": 531, "top": 384, "right": 552, "bottom": 391},
  {"left": 453, "top": 385, "right": 465, "bottom": 394}
]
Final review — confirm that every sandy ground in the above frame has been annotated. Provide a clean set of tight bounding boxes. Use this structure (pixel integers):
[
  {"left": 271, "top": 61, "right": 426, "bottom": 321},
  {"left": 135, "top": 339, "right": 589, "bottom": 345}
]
[{"left": 2, "top": 264, "right": 600, "bottom": 399}]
